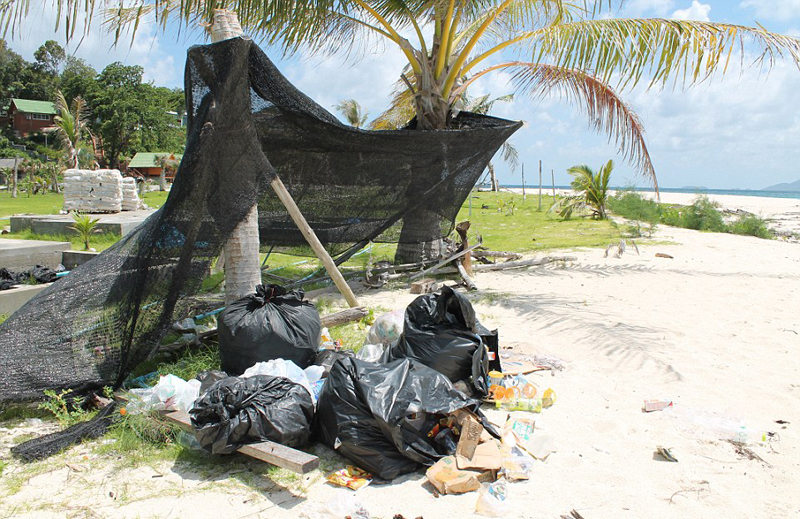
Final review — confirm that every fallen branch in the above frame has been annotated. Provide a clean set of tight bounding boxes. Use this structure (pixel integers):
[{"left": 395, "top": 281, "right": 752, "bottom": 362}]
[
  {"left": 456, "top": 261, "right": 477, "bottom": 291},
  {"left": 471, "top": 250, "right": 523, "bottom": 260},
  {"left": 430, "top": 255, "right": 576, "bottom": 275},
  {"left": 408, "top": 241, "right": 483, "bottom": 281}
]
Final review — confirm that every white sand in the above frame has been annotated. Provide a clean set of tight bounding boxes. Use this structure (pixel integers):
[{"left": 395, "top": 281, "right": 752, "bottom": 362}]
[{"left": 2, "top": 194, "right": 799, "bottom": 518}]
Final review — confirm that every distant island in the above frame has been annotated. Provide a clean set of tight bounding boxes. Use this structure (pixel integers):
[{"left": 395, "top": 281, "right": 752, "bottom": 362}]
[{"left": 762, "top": 179, "right": 800, "bottom": 192}]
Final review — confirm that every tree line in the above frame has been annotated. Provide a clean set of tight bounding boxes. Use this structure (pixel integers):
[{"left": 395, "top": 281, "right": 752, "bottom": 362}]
[{"left": 0, "top": 39, "right": 186, "bottom": 169}]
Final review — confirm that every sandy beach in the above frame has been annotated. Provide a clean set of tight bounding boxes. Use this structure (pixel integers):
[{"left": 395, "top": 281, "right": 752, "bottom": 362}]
[{"left": 1, "top": 193, "right": 799, "bottom": 518}]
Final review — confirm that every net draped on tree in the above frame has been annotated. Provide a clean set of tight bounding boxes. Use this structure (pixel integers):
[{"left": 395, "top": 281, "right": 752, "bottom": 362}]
[{"left": 0, "top": 37, "right": 520, "bottom": 402}]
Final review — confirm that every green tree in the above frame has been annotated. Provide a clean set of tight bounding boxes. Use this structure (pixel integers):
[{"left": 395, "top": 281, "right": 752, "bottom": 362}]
[
  {"left": 53, "top": 90, "right": 92, "bottom": 168},
  {"left": 33, "top": 40, "right": 66, "bottom": 76},
  {"left": 334, "top": 99, "right": 369, "bottom": 127},
  {"left": 553, "top": 159, "right": 613, "bottom": 219},
  {"left": 60, "top": 56, "right": 97, "bottom": 103},
  {"left": 86, "top": 62, "right": 184, "bottom": 167}
]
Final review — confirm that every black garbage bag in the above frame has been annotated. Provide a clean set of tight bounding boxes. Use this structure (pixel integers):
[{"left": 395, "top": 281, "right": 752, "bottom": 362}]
[
  {"left": 190, "top": 375, "right": 314, "bottom": 454},
  {"left": 386, "top": 286, "right": 490, "bottom": 396},
  {"left": 312, "top": 348, "right": 354, "bottom": 378},
  {"left": 219, "top": 284, "right": 321, "bottom": 374},
  {"left": 315, "top": 357, "right": 486, "bottom": 480}
]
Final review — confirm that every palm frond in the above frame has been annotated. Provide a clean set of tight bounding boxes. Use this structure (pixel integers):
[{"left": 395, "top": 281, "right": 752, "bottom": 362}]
[
  {"left": 529, "top": 18, "right": 800, "bottom": 90},
  {"left": 485, "top": 61, "right": 656, "bottom": 187}
]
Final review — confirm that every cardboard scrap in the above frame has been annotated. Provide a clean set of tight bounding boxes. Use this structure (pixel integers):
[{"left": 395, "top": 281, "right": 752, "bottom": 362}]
[
  {"left": 455, "top": 414, "right": 503, "bottom": 471},
  {"left": 426, "top": 456, "right": 496, "bottom": 495}
]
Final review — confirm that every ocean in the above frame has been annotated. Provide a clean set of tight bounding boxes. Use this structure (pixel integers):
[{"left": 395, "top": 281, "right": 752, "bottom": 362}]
[{"left": 500, "top": 185, "right": 800, "bottom": 200}]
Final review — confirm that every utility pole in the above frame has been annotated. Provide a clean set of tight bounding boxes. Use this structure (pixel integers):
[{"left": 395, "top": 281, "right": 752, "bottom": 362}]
[
  {"left": 521, "top": 163, "right": 526, "bottom": 201},
  {"left": 538, "top": 160, "right": 542, "bottom": 211}
]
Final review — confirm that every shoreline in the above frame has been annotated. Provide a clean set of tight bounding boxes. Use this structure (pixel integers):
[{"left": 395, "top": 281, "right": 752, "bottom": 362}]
[{"left": 501, "top": 187, "right": 800, "bottom": 238}]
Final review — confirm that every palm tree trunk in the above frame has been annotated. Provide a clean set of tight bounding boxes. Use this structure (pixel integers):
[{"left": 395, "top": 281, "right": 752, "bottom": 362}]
[
  {"left": 394, "top": 83, "right": 449, "bottom": 263},
  {"left": 11, "top": 159, "right": 18, "bottom": 198},
  {"left": 488, "top": 163, "right": 499, "bottom": 191},
  {"left": 212, "top": 10, "right": 263, "bottom": 305}
]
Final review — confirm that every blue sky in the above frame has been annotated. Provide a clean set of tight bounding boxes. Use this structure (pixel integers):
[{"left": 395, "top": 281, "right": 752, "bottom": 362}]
[{"left": 7, "top": 1, "right": 800, "bottom": 189}]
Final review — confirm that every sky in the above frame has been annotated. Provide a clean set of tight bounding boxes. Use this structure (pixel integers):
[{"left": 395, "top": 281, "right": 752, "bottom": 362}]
[{"left": 6, "top": 0, "right": 800, "bottom": 190}]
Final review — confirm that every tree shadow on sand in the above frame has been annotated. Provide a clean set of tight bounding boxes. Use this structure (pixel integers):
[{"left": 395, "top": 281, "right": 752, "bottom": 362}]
[{"left": 471, "top": 290, "right": 683, "bottom": 381}]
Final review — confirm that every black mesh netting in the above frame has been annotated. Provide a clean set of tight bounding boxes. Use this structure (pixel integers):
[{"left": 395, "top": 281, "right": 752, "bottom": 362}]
[{"left": 0, "top": 37, "right": 520, "bottom": 404}]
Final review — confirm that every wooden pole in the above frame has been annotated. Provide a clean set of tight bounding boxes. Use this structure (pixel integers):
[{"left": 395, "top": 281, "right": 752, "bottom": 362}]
[
  {"left": 211, "top": 9, "right": 358, "bottom": 308},
  {"left": 551, "top": 169, "right": 556, "bottom": 203},
  {"left": 521, "top": 163, "right": 526, "bottom": 201},
  {"left": 538, "top": 160, "right": 542, "bottom": 211},
  {"left": 270, "top": 176, "right": 359, "bottom": 307}
]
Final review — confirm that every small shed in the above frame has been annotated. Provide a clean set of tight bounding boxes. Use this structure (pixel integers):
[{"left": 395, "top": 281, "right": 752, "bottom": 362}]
[{"left": 128, "top": 152, "right": 183, "bottom": 179}]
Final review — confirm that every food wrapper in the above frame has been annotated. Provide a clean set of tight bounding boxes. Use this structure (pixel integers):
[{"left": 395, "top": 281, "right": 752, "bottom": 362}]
[{"left": 326, "top": 466, "right": 372, "bottom": 490}]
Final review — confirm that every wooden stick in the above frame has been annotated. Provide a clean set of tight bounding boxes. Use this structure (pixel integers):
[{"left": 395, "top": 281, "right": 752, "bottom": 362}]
[
  {"left": 269, "top": 176, "right": 359, "bottom": 307},
  {"left": 163, "top": 410, "right": 319, "bottom": 474},
  {"left": 538, "top": 160, "right": 543, "bottom": 211}
]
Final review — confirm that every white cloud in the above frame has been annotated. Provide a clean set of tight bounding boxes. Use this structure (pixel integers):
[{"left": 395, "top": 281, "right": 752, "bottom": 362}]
[
  {"left": 671, "top": 1, "right": 712, "bottom": 21},
  {"left": 740, "top": 0, "right": 800, "bottom": 21}
]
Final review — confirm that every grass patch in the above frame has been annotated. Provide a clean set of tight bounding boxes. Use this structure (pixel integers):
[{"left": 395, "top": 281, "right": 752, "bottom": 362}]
[
  {"left": 457, "top": 191, "right": 623, "bottom": 252},
  {"left": 142, "top": 190, "right": 169, "bottom": 208},
  {"left": 0, "top": 191, "right": 64, "bottom": 222}
]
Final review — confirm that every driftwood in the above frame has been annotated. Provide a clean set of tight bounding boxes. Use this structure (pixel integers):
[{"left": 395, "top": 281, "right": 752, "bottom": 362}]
[
  {"left": 408, "top": 241, "right": 482, "bottom": 281},
  {"left": 163, "top": 410, "right": 319, "bottom": 474},
  {"left": 431, "top": 255, "right": 575, "bottom": 275},
  {"left": 319, "top": 306, "right": 369, "bottom": 327},
  {"left": 455, "top": 221, "right": 473, "bottom": 275},
  {"left": 472, "top": 250, "right": 523, "bottom": 260},
  {"left": 456, "top": 261, "right": 477, "bottom": 291}
]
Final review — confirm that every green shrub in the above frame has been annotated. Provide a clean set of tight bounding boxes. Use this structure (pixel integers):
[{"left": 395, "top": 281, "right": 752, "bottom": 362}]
[
  {"left": 607, "top": 189, "right": 661, "bottom": 236},
  {"left": 729, "top": 214, "right": 773, "bottom": 239},
  {"left": 680, "top": 196, "right": 727, "bottom": 231}
]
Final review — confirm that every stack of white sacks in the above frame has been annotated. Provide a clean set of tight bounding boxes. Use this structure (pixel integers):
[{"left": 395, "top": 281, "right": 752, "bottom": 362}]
[
  {"left": 63, "top": 169, "right": 141, "bottom": 213},
  {"left": 121, "top": 177, "right": 142, "bottom": 211}
]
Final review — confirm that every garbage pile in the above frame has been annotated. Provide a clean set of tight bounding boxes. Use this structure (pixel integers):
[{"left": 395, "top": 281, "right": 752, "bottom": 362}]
[
  {"left": 0, "top": 265, "right": 60, "bottom": 290},
  {"left": 108, "top": 283, "right": 558, "bottom": 514}
]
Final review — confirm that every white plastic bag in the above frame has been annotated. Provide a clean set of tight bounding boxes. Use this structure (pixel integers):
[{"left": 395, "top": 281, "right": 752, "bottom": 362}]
[
  {"left": 364, "top": 309, "right": 404, "bottom": 346},
  {"left": 127, "top": 374, "right": 201, "bottom": 413},
  {"left": 242, "top": 359, "right": 316, "bottom": 403}
]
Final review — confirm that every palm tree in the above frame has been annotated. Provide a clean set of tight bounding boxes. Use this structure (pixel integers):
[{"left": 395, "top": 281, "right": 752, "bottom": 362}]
[
  {"left": 154, "top": 153, "right": 179, "bottom": 192},
  {"left": 53, "top": 90, "right": 92, "bottom": 169},
  {"left": 334, "top": 99, "right": 369, "bottom": 128},
  {"left": 552, "top": 159, "right": 613, "bottom": 219},
  {"left": 13, "top": 1, "right": 799, "bottom": 262},
  {"left": 10, "top": 2, "right": 798, "bottom": 187}
]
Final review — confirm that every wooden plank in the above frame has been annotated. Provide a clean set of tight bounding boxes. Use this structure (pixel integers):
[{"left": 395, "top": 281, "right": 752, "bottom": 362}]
[
  {"left": 410, "top": 278, "right": 439, "bottom": 294},
  {"left": 163, "top": 410, "right": 320, "bottom": 474}
]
